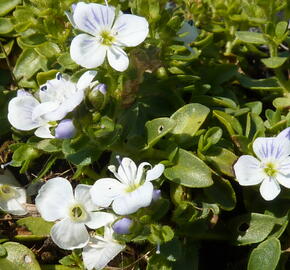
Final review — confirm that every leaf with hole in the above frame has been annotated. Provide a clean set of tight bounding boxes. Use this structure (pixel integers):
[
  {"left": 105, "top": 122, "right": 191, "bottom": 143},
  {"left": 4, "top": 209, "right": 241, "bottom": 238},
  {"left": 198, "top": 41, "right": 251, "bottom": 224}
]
[
  {"left": 170, "top": 103, "right": 210, "bottom": 145},
  {"left": 145, "top": 117, "right": 176, "bottom": 148}
]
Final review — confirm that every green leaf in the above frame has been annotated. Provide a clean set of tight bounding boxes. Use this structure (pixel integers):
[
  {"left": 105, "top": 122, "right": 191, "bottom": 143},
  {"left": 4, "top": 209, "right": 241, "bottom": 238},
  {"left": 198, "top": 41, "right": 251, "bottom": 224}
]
[
  {"left": 36, "top": 70, "right": 58, "bottom": 86},
  {"left": 35, "top": 42, "right": 60, "bottom": 58},
  {"left": 205, "top": 146, "right": 237, "bottom": 177},
  {"left": 0, "top": 245, "right": 7, "bottom": 257},
  {"left": 204, "top": 175, "right": 236, "bottom": 211},
  {"left": 275, "top": 21, "right": 288, "bottom": 38},
  {"left": 236, "top": 74, "right": 282, "bottom": 91},
  {"left": 2, "top": 242, "right": 41, "bottom": 270},
  {"left": 145, "top": 117, "right": 176, "bottom": 148},
  {"left": 0, "top": 40, "right": 14, "bottom": 59},
  {"left": 164, "top": 149, "right": 213, "bottom": 188},
  {"left": 247, "top": 238, "right": 281, "bottom": 270},
  {"left": 261, "top": 57, "right": 288, "bottom": 69},
  {"left": 0, "top": 18, "right": 14, "bottom": 34},
  {"left": 18, "top": 34, "right": 47, "bottom": 47},
  {"left": 17, "top": 217, "right": 53, "bottom": 237},
  {"left": 57, "top": 53, "right": 78, "bottom": 70},
  {"left": 0, "top": 0, "right": 21, "bottom": 16},
  {"left": 170, "top": 103, "right": 210, "bottom": 144},
  {"left": 36, "top": 139, "right": 62, "bottom": 153},
  {"left": 213, "top": 110, "right": 242, "bottom": 136},
  {"left": 229, "top": 213, "right": 276, "bottom": 246},
  {"left": 148, "top": 224, "right": 174, "bottom": 244},
  {"left": 235, "top": 31, "right": 267, "bottom": 44},
  {"left": 273, "top": 97, "right": 290, "bottom": 110},
  {"left": 13, "top": 48, "right": 47, "bottom": 80}
]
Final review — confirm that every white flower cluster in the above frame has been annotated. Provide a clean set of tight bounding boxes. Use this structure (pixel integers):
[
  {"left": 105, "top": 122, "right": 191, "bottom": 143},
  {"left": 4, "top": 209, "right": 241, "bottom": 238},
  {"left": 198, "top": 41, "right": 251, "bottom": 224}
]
[
  {"left": 35, "top": 157, "right": 164, "bottom": 270},
  {"left": 234, "top": 127, "right": 290, "bottom": 201}
]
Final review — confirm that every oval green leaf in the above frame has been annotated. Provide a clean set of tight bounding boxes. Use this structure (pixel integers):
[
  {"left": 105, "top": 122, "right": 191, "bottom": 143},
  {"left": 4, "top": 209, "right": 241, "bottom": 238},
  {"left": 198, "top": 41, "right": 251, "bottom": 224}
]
[
  {"left": 164, "top": 149, "right": 213, "bottom": 188},
  {"left": 247, "top": 238, "right": 281, "bottom": 270},
  {"left": 145, "top": 117, "right": 176, "bottom": 148},
  {"left": 170, "top": 103, "right": 210, "bottom": 144}
]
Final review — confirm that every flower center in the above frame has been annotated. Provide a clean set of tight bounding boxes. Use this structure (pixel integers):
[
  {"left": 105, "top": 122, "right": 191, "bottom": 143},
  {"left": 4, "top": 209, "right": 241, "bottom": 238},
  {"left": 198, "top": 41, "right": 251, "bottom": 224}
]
[
  {"left": 0, "top": 185, "right": 15, "bottom": 201},
  {"left": 69, "top": 204, "right": 87, "bottom": 222},
  {"left": 264, "top": 162, "right": 277, "bottom": 177},
  {"left": 100, "top": 30, "right": 115, "bottom": 46},
  {"left": 125, "top": 183, "right": 140, "bottom": 193}
]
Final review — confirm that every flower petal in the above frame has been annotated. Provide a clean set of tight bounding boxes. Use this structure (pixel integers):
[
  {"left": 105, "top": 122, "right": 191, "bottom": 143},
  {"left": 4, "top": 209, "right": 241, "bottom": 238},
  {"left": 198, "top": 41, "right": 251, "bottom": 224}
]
[
  {"left": 253, "top": 137, "right": 290, "bottom": 160},
  {"left": 135, "top": 162, "right": 151, "bottom": 184},
  {"left": 146, "top": 164, "right": 165, "bottom": 182},
  {"left": 8, "top": 95, "right": 40, "bottom": 130},
  {"left": 0, "top": 197, "right": 27, "bottom": 215},
  {"left": 277, "top": 127, "right": 290, "bottom": 140},
  {"left": 117, "top": 157, "right": 137, "bottom": 185},
  {"left": 35, "top": 177, "right": 74, "bottom": 221},
  {"left": 233, "top": 155, "right": 264, "bottom": 186},
  {"left": 82, "top": 236, "right": 125, "bottom": 270},
  {"left": 107, "top": 46, "right": 129, "bottom": 72},
  {"left": 70, "top": 34, "right": 107, "bottom": 68},
  {"left": 276, "top": 173, "right": 290, "bottom": 188},
  {"left": 74, "top": 184, "right": 96, "bottom": 211},
  {"left": 35, "top": 126, "right": 54, "bottom": 139},
  {"left": 278, "top": 156, "right": 290, "bottom": 175},
  {"left": 86, "top": 212, "right": 115, "bottom": 229},
  {"left": 112, "top": 182, "right": 153, "bottom": 215},
  {"left": 90, "top": 178, "right": 125, "bottom": 208},
  {"left": 77, "top": 70, "right": 97, "bottom": 90},
  {"left": 259, "top": 177, "right": 281, "bottom": 201},
  {"left": 113, "top": 14, "right": 149, "bottom": 47},
  {"left": 73, "top": 2, "right": 116, "bottom": 35},
  {"left": 32, "top": 102, "right": 58, "bottom": 121},
  {"left": 51, "top": 218, "right": 89, "bottom": 250}
]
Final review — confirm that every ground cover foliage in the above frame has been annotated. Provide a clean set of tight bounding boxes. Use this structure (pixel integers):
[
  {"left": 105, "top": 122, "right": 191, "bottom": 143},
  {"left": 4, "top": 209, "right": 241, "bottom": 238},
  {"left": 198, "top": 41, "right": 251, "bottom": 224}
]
[{"left": 0, "top": 0, "right": 290, "bottom": 269}]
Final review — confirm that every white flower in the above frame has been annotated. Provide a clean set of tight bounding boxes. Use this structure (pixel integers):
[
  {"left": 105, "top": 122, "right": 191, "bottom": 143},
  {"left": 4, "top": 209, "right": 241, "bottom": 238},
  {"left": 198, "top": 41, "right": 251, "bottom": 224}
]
[
  {"left": 38, "top": 70, "right": 97, "bottom": 121},
  {"left": 82, "top": 226, "right": 125, "bottom": 270},
  {"left": 35, "top": 177, "right": 115, "bottom": 250},
  {"left": 8, "top": 90, "right": 56, "bottom": 138},
  {"left": 70, "top": 2, "right": 149, "bottom": 71},
  {"left": 8, "top": 71, "right": 96, "bottom": 138},
  {"left": 233, "top": 135, "right": 290, "bottom": 201},
  {"left": 0, "top": 170, "right": 27, "bottom": 215},
  {"left": 90, "top": 157, "right": 164, "bottom": 215}
]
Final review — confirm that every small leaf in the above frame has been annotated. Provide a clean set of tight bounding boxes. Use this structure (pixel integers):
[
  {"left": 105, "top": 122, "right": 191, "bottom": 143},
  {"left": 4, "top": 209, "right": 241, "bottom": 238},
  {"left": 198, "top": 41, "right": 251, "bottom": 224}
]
[
  {"left": 164, "top": 149, "right": 213, "bottom": 188},
  {"left": 235, "top": 31, "right": 267, "bottom": 44},
  {"left": 261, "top": 57, "right": 287, "bottom": 68},
  {"left": 17, "top": 217, "right": 53, "bottom": 237},
  {"left": 229, "top": 213, "right": 276, "bottom": 246},
  {"left": 247, "top": 238, "right": 281, "bottom": 270},
  {"left": 0, "top": 18, "right": 14, "bottom": 34},
  {"left": 275, "top": 21, "right": 288, "bottom": 38},
  {"left": 145, "top": 118, "right": 176, "bottom": 148},
  {"left": 2, "top": 242, "right": 41, "bottom": 270},
  {"left": 170, "top": 103, "right": 210, "bottom": 144},
  {"left": 213, "top": 110, "right": 242, "bottom": 136},
  {"left": 13, "top": 48, "right": 47, "bottom": 80},
  {"left": 0, "top": 0, "right": 21, "bottom": 16},
  {"left": 148, "top": 224, "right": 174, "bottom": 244},
  {"left": 204, "top": 175, "right": 236, "bottom": 211}
]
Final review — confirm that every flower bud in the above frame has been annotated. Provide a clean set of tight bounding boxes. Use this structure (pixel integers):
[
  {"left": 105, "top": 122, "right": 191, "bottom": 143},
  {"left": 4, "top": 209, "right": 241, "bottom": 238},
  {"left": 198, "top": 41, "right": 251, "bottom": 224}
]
[
  {"left": 152, "top": 189, "right": 161, "bottom": 202},
  {"left": 112, "top": 218, "right": 133, "bottom": 235},
  {"left": 55, "top": 119, "right": 76, "bottom": 139},
  {"left": 88, "top": 83, "right": 107, "bottom": 110}
]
